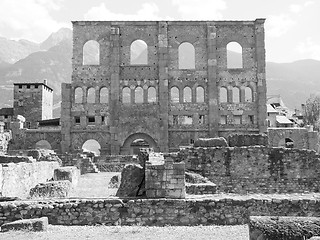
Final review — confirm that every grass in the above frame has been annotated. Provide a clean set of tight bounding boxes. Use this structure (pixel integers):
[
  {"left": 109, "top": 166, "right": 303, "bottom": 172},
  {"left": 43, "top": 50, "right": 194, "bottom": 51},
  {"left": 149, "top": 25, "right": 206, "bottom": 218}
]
[{"left": 0, "top": 225, "right": 249, "bottom": 240}]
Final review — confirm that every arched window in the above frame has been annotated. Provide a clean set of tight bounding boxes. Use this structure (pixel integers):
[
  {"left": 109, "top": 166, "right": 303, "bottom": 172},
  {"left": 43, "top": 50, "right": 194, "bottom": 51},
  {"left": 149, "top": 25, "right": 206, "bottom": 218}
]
[
  {"left": 245, "top": 87, "right": 253, "bottom": 102},
  {"left": 135, "top": 87, "right": 144, "bottom": 103},
  {"left": 171, "top": 87, "right": 180, "bottom": 103},
  {"left": 87, "top": 87, "right": 95, "bottom": 103},
  {"left": 130, "top": 40, "right": 148, "bottom": 65},
  {"left": 74, "top": 87, "right": 83, "bottom": 103},
  {"left": 100, "top": 87, "right": 109, "bottom": 103},
  {"left": 227, "top": 42, "right": 243, "bottom": 69},
  {"left": 232, "top": 87, "right": 240, "bottom": 103},
  {"left": 83, "top": 40, "right": 100, "bottom": 65},
  {"left": 183, "top": 87, "right": 192, "bottom": 102},
  {"left": 219, "top": 87, "right": 228, "bottom": 103},
  {"left": 196, "top": 86, "right": 204, "bottom": 103},
  {"left": 179, "top": 42, "right": 195, "bottom": 69},
  {"left": 122, "top": 87, "right": 131, "bottom": 104},
  {"left": 148, "top": 87, "right": 156, "bottom": 103}
]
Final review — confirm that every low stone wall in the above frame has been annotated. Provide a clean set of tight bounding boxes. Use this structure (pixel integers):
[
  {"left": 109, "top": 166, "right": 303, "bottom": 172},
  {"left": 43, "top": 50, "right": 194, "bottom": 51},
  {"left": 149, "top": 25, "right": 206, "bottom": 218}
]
[
  {"left": 186, "top": 183, "right": 217, "bottom": 195},
  {"left": 1, "top": 196, "right": 320, "bottom": 226},
  {"left": 172, "top": 146, "right": 320, "bottom": 194},
  {"left": 95, "top": 155, "right": 138, "bottom": 172},
  {"left": 0, "top": 161, "right": 60, "bottom": 198},
  {"left": 227, "top": 133, "right": 268, "bottom": 147}
]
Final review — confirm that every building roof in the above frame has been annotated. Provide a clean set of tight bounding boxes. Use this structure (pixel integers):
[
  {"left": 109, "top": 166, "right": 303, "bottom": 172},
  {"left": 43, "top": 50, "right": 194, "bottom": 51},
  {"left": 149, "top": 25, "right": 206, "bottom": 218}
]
[
  {"left": 38, "top": 118, "right": 60, "bottom": 126},
  {"left": 267, "top": 104, "right": 278, "bottom": 113},
  {"left": 0, "top": 108, "right": 14, "bottom": 116},
  {"left": 276, "top": 115, "right": 293, "bottom": 124},
  {"left": 14, "top": 82, "right": 53, "bottom": 92}
]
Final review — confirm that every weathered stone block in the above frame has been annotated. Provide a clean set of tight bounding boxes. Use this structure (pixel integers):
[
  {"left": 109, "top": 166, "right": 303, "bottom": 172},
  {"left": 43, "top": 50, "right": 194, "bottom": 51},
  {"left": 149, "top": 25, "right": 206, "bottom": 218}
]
[
  {"left": 54, "top": 166, "right": 80, "bottom": 187},
  {"left": 194, "top": 137, "right": 228, "bottom": 147},
  {"left": 1, "top": 217, "right": 48, "bottom": 232},
  {"left": 116, "top": 164, "right": 145, "bottom": 197},
  {"left": 29, "top": 180, "right": 72, "bottom": 199}
]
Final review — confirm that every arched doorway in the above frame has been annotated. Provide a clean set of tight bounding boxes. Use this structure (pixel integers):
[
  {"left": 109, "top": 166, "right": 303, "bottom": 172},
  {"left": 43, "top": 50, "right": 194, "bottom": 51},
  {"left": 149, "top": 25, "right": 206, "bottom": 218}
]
[
  {"left": 121, "top": 133, "right": 158, "bottom": 155},
  {"left": 35, "top": 140, "right": 52, "bottom": 150},
  {"left": 278, "top": 137, "right": 294, "bottom": 148},
  {"left": 82, "top": 139, "right": 101, "bottom": 156}
]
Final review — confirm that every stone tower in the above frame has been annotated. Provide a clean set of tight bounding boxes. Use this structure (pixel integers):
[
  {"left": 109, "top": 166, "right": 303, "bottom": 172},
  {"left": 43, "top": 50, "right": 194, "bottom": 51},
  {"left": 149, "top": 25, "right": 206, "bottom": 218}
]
[{"left": 13, "top": 80, "right": 53, "bottom": 129}]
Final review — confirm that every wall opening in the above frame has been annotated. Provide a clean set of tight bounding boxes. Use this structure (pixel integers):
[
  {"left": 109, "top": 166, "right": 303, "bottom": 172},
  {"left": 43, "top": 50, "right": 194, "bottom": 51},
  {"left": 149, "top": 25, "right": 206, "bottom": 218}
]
[
  {"left": 245, "top": 87, "right": 253, "bottom": 102},
  {"left": 35, "top": 140, "right": 52, "bottom": 150},
  {"left": 227, "top": 41, "right": 243, "bottom": 69},
  {"left": 87, "top": 87, "right": 95, "bottom": 103},
  {"left": 130, "top": 40, "right": 148, "bottom": 65},
  {"left": 179, "top": 42, "right": 195, "bottom": 69},
  {"left": 278, "top": 138, "right": 294, "bottom": 148},
  {"left": 130, "top": 139, "right": 150, "bottom": 155},
  {"left": 219, "top": 87, "right": 228, "bottom": 103},
  {"left": 171, "top": 87, "right": 179, "bottom": 103},
  {"left": 83, "top": 40, "right": 100, "bottom": 65},
  {"left": 122, "top": 133, "right": 158, "bottom": 155},
  {"left": 232, "top": 87, "right": 240, "bottom": 103},
  {"left": 148, "top": 87, "right": 156, "bottom": 103},
  {"left": 122, "top": 87, "right": 131, "bottom": 104},
  {"left": 100, "top": 87, "right": 109, "bottom": 104},
  {"left": 135, "top": 87, "right": 144, "bottom": 103},
  {"left": 82, "top": 139, "right": 101, "bottom": 156},
  {"left": 196, "top": 86, "right": 204, "bottom": 103},
  {"left": 183, "top": 87, "right": 192, "bottom": 103},
  {"left": 74, "top": 87, "right": 83, "bottom": 104}
]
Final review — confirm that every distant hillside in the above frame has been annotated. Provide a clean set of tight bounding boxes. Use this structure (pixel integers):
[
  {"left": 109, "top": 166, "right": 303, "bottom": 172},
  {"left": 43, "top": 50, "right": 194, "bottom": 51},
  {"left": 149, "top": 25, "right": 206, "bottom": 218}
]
[{"left": 0, "top": 37, "right": 39, "bottom": 64}]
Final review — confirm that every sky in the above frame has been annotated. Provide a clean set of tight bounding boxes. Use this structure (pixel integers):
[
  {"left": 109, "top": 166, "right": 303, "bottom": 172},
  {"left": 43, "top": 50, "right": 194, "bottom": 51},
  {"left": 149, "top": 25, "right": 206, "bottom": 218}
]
[{"left": 0, "top": 0, "right": 319, "bottom": 63}]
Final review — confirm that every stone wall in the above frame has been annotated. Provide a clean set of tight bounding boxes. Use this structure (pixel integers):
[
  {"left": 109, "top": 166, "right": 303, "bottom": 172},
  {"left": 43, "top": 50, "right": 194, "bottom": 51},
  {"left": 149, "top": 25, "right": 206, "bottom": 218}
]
[
  {"left": 145, "top": 158, "right": 185, "bottom": 198},
  {"left": 173, "top": 146, "right": 320, "bottom": 194},
  {"left": 95, "top": 155, "right": 139, "bottom": 172},
  {"left": 1, "top": 196, "right": 320, "bottom": 226},
  {"left": 0, "top": 161, "right": 60, "bottom": 198},
  {"left": 227, "top": 133, "right": 268, "bottom": 147}
]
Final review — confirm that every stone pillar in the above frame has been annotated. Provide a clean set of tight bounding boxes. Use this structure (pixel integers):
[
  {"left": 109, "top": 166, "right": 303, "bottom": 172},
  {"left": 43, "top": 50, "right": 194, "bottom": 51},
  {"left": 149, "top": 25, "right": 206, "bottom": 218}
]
[
  {"left": 255, "top": 19, "right": 267, "bottom": 133},
  {"left": 60, "top": 83, "right": 72, "bottom": 153},
  {"left": 110, "top": 26, "right": 121, "bottom": 155},
  {"left": 207, "top": 24, "right": 219, "bottom": 137},
  {"left": 158, "top": 21, "right": 169, "bottom": 152}
]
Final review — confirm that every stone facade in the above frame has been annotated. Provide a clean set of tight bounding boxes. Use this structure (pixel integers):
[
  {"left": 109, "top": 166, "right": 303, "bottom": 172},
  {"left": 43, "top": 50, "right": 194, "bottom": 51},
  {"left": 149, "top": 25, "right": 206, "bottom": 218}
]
[{"left": 60, "top": 19, "right": 267, "bottom": 155}]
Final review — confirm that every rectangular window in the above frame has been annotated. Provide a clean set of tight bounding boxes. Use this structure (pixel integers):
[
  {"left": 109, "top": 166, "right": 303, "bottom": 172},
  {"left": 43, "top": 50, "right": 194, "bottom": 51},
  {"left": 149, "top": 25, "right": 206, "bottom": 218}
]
[
  {"left": 249, "top": 115, "right": 254, "bottom": 124},
  {"left": 25, "top": 122, "right": 31, "bottom": 129},
  {"left": 35, "top": 85, "right": 38, "bottom": 89},
  {"left": 198, "top": 115, "right": 205, "bottom": 124},
  {"left": 173, "top": 115, "right": 179, "bottom": 125},
  {"left": 4, "top": 115, "right": 8, "bottom": 119},
  {"left": 234, "top": 115, "right": 242, "bottom": 124},
  {"left": 182, "top": 115, "right": 193, "bottom": 125},
  {"left": 88, "top": 116, "right": 95, "bottom": 125},
  {"left": 220, "top": 115, "right": 227, "bottom": 124},
  {"left": 27, "top": 85, "right": 30, "bottom": 89},
  {"left": 74, "top": 116, "right": 80, "bottom": 124}
]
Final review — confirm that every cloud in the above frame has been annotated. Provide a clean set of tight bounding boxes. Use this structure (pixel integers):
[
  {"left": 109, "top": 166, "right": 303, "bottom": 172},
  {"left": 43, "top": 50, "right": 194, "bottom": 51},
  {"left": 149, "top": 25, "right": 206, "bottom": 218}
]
[
  {"left": 172, "top": 0, "right": 227, "bottom": 20},
  {"left": 0, "top": 0, "right": 68, "bottom": 42},
  {"left": 290, "top": 1, "right": 315, "bottom": 13},
  {"left": 84, "top": 3, "right": 170, "bottom": 21},
  {"left": 296, "top": 38, "right": 320, "bottom": 60},
  {"left": 265, "top": 14, "right": 296, "bottom": 38}
]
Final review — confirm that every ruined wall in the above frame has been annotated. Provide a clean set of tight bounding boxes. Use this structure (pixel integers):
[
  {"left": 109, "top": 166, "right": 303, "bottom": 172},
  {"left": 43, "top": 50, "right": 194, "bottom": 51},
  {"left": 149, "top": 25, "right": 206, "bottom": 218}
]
[
  {"left": 145, "top": 158, "right": 185, "bottom": 198},
  {"left": 0, "top": 161, "right": 60, "bottom": 198},
  {"left": 1, "top": 196, "right": 320, "bottom": 226},
  {"left": 173, "top": 146, "right": 320, "bottom": 194},
  {"left": 60, "top": 19, "right": 266, "bottom": 155},
  {"left": 268, "top": 127, "right": 319, "bottom": 151}
]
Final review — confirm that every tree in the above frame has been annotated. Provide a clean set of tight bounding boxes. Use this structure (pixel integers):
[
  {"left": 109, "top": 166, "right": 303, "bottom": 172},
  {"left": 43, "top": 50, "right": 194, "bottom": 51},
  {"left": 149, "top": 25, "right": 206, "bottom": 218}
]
[{"left": 303, "top": 94, "right": 320, "bottom": 131}]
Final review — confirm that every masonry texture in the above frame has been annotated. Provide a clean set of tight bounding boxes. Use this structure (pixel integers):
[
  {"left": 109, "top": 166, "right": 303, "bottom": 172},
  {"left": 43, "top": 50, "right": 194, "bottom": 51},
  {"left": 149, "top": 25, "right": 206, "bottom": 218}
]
[
  {"left": 173, "top": 146, "right": 320, "bottom": 194},
  {"left": 1, "top": 196, "right": 320, "bottom": 226},
  {"left": 59, "top": 19, "right": 267, "bottom": 155}
]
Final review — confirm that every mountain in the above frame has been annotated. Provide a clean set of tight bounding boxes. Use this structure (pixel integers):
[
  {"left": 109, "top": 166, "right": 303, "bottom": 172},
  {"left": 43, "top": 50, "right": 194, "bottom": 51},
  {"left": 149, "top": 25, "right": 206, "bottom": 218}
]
[
  {"left": 40, "top": 28, "right": 72, "bottom": 50},
  {"left": 266, "top": 59, "right": 320, "bottom": 109},
  {"left": 0, "top": 37, "right": 39, "bottom": 64}
]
